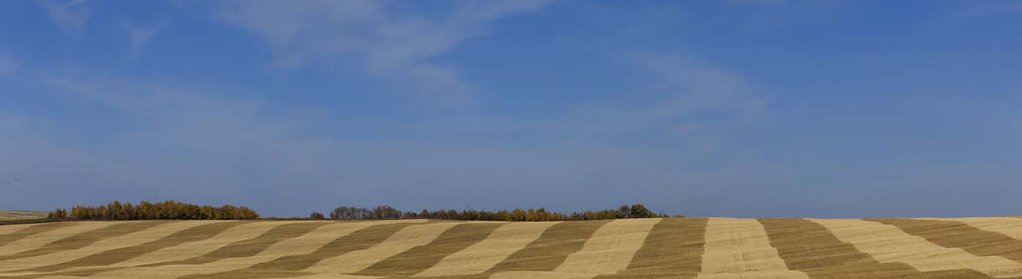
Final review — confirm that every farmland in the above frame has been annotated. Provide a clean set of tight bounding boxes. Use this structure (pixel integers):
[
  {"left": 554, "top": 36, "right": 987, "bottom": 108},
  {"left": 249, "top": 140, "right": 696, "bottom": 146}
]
[
  {"left": 0, "top": 211, "right": 47, "bottom": 222},
  {"left": 0, "top": 217, "right": 1021, "bottom": 278}
]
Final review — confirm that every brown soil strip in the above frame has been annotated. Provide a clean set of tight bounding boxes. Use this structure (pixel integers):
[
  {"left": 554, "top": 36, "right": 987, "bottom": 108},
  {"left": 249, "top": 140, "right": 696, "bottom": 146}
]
[
  {"left": 415, "top": 222, "right": 557, "bottom": 277},
  {"left": 141, "top": 222, "right": 328, "bottom": 267},
  {"left": 275, "top": 274, "right": 378, "bottom": 279},
  {"left": 175, "top": 222, "right": 418, "bottom": 279},
  {"left": 26, "top": 221, "right": 245, "bottom": 272},
  {"left": 486, "top": 220, "right": 611, "bottom": 273},
  {"left": 0, "top": 223, "right": 114, "bottom": 258},
  {"left": 93, "top": 222, "right": 394, "bottom": 279},
  {"left": 933, "top": 217, "right": 1022, "bottom": 240},
  {"left": 0, "top": 221, "right": 209, "bottom": 273},
  {"left": 0, "top": 221, "right": 292, "bottom": 278},
  {"left": 810, "top": 218, "right": 1022, "bottom": 277},
  {"left": 592, "top": 218, "right": 707, "bottom": 279},
  {"left": 0, "top": 221, "right": 170, "bottom": 261},
  {"left": 553, "top": 218, "right": 660, "bottom": 276},
  {"left": 0, "top": 266, "right": 118, "bottom": 279},
  {"left": 872, "top": 218, "right": 1022, "bottom": 262},
  {"left": 2, "top": 221, "right": 351, "bottom": 279},
  {"left": 0, "top": 211, "right": 47, "bottom": 221},
  {"left": 0, "top": 269, "right": 313, "bottom": 279},
  {"left": 761, "top": 218, "right": 990, "bottom": 278},
  {"left": 0, "top": 223, "right": 75, "bottom": 248},
  {"left": 393, "top": 221, "right": 610, "bottom": 279},
  {"left": 698, "top": 217, "right": 807, "bottom": 278},
  {"left": 0, "top": 224, "right": 28, "bottom": 237},
  {"left": 405, "top": 275, "right": 490, "bottom": 279},
  {"left": 304, "top": 222, "right": 462, "bottom": 274},
  {"left": 354, "top": 223, "right": 504, "bottom": 277}
]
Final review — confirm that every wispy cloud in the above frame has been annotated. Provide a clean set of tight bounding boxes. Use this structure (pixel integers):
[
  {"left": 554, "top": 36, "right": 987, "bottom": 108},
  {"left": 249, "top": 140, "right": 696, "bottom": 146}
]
[
  {"left": 957, "top": 1, "right": 1022, "bottom": 18},
  {"left": 0, "top": 52, "right": 20, "bottom": 77},
  {"left": 39, "top": 0, "right": 90, "bottom": 34},
  {"left": 19, "top": 75, "right": 345, "bottom": 213},
  {"left": 218, "top": 0, "right": 551, "bottom": 103},
  {"left": 8, "top": 72, "right": 767, "bottom": 216},
  {"left": 123, "top": 21, "right": 168, "bottom": 59},
  {"left": 561, "top": 52, "right": 766, "bottom": 147},
  {"left": 636, "top": 54, "right": 766, "bottom": 120}
]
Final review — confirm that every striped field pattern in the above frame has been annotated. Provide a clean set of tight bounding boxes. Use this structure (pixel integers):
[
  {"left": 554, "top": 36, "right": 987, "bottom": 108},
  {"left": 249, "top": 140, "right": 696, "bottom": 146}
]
[
  {"left": 1, "top": 217, "right": 1021, "bottom": 278},
  {"left": 0, "top": 211, "right": 48, "bottom": 222}
]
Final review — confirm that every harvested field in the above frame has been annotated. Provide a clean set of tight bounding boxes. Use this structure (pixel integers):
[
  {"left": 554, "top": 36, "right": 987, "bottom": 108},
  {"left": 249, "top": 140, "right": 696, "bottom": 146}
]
[
  {"left": 1, "top": 217, "right": 1022, "bottom": 278},
  {"left": 0, "top": 211, "right": 47, "bottom": 222}
]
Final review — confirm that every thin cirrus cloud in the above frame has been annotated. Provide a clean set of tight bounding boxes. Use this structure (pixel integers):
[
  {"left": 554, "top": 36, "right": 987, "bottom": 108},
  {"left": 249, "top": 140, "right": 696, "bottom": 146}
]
[
  {"left": 217, "top": 0, "right": 552, "bottom": 103},
  {"left": 39, "top": 0, "right": 90, "bottom": 34},
  {"left": 39, "top": 0, "right": 165, "bottom": 59},
  {"left": 560, "top": 53, "right": 766, "bottom": 145},
  {"left": 10, "top": 75, "right": 348, "bottom": 211},
  {"left": 123, "top": 21, "right": 168, "bottom": 59},
  {"left": 10, "top": 42, "right": 770, "bottom": 216},
  {"left": 0, "top": 52, "right": 20, "bottom": 77},
  {"left": 4, "top": 74, "right": 721, "bottom": 216},
  {"left": 7, "top": 1, "right": 1022, "bottom": 218}
]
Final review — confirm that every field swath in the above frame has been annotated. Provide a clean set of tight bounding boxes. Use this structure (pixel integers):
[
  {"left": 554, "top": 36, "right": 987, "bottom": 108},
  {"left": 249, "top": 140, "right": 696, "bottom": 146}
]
[
  {"left": 0, "top": 211, "right": 47, "bottom": 222},
  {"left": 1, "top": 217, "right": 1021, "bottom": 278}
]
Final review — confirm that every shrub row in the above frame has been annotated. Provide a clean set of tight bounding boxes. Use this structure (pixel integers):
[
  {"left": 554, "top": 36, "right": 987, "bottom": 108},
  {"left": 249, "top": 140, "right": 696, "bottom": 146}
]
[
  {"left": 48, "top": 201, "right": 670, "bottom": 222},
  {"left": 312, "top": 203, "right": 671, "bottom": 222},
  {"left": 49, "top": 200, "right": 259, "bottom": 220}
]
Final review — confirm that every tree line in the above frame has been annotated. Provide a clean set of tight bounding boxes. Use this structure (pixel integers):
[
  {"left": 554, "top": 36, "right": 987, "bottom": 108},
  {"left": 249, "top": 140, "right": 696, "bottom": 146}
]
[
  {"left": 49, "top": 200, "right": 259, "bottom": 220},
  {"left": 312, "top": 204, "right": 671, "bottom": 222},
  {"left": 45, "top": 201, "right": 670, "bottom": 222}
]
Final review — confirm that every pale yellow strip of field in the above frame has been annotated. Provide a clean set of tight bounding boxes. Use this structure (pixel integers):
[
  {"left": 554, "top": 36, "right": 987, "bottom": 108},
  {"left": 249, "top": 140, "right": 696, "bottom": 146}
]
[
  {"left": 490, "top": 271, "right": 596, "bottom": 279},
  {"left": 554, "top": 218, "right": 660, "bottom": 276},
  {"left": 1, "top": 221, "right": 303, "bottom": 277},
  {"left": 0, "top": 222, "right": 113, "bottom": 256},
  {"left": 810, "top": 218, "right": 1022, "bottom": 278},
  {"left": 304, "top": 222, "right": 461, "bottom": 274},
  {"left": 0, "top": 223, "right": 35, "bottom": 235},
  {"left": 0, "top": 221, "right": 210, "bottom": 272},
  {"left": 114, "top": 221, "right": 295, "bottom": 267},
  {"left": 34, "top": 271, "right": 382, "bottom": 279},
  {"left": 415, "top": 221, "right": 558, "bottom": 277},
  {"left": 88, "top": 220, "right": 423, "bottom": 279},
  {"left": 286, "top": 274, "right": 380, "bottom": 279},
  {"left": 697, "top": 217, "right": 808, "bottom": 279},
  {"left": 922, "top": 217, "right": 1022, "bottom": 240}
]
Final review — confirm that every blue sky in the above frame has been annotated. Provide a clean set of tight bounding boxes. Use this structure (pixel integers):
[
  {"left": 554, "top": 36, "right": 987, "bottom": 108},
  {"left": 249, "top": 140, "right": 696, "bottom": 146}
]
[{"left": 1, "top": 0, "right": 1021, "bottom": 217}]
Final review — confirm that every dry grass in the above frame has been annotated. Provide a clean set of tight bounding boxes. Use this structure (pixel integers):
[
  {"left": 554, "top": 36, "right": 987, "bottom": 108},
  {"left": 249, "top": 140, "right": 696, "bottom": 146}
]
[
  {"left": 0, "top": 221, "right": 195, "bottom": 272},
  {"left": 29, "top": 221, "right": 245, "bottom": 272},
  {"left": 354, "top": 223, "right": 504, "bottom": 277},
  {"left": 304, "top": 222, "right": 462, "bottom": 274},
  {"left": 96, "top": 222, "right": 382, "bottom": 279},
  {"left": 555, "top": 218, "right": 659, "bottom": 275},
  {"left": 699, "top": 217, "right": 808, "bottom": 278},
  {"left": 811, "top": 218, "right": 1022, "bottom": 277},
  {"left": 595, "top": 218, "right": 706, "bottom": 279},
  {"left": 872, "top": 218, "right": 1022, "bottom": 262},
  {"left": 922, "top": 217, "right": 1022, "bottom": 240},
  {"left": 0, "top": 223, "right": 76, "bottom": 249},
  {"left": 416, "top": 222, "right": 556, "bottom": 277},
  {"left": 761, "top": 218, "right": 986, "bottom": 278},
  {"left": 0, "top": 211, "right": 47, "bottom": 221},
  {"left": 3, "top": 217, "right": 1022, "bottom": 279},
  {"left": 0, "top": 222, "right": 113, "bottom": 258},
  {"left": 487, "top": 220, "right": 610, "bottom": 273}
]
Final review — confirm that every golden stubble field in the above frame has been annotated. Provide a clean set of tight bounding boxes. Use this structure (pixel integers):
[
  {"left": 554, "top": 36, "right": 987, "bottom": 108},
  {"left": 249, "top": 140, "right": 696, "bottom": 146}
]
[
  {"left": 0, "top": 217, "right": 1021, "bottom": 278},
  {"left": 0, "top": 211, "right": 47, "bottom": 222}
]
